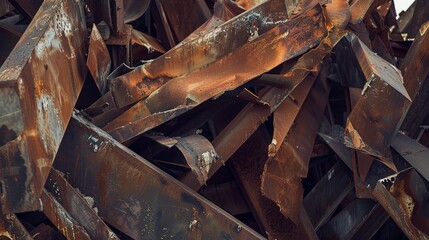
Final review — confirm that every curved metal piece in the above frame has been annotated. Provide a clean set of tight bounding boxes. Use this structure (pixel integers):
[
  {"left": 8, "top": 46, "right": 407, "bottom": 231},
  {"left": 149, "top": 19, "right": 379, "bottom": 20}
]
[{"left": 124, "top": 0, "right": 151, "bottom": 23}]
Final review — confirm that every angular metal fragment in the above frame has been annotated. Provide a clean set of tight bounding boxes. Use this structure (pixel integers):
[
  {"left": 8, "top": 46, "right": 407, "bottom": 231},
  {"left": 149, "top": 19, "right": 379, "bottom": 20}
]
[
  {"left": 261, "top": 64, "right": 331, "bottom": 225},
  {"left": 349, "top": 0, "right": 386, "bottom": 24},
  {"left": 0, "top": 0, "right": 87, "bottom": 213},
  {"left": 87, "top": 24, "right": 112, "bottom": 94},
  {"left": 373, "top": 168, "right": 429, "bottom": 239},
  {"left": 174, "top": 135, "right": 219, "bottom": 185},
  {"left": 324, "top": 0, "right": 351, "bottom": 28},
  {"left": 54, "top": 112, "right": 265, "bottom": 240},
  {"left": 342, "top": 34, "right": 411, "bottom": 159},
  {"left": 391, "top": 133, "right": 429, "bottom": 182},
  {"left": 230, "top": 127, "right": 318, "bottom": 240}
]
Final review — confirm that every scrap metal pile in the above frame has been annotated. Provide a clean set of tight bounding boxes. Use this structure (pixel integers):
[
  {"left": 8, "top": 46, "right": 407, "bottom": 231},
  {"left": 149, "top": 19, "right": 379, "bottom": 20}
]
[{"left": 0, "top": 0, "right": 428, "bottom": 239}]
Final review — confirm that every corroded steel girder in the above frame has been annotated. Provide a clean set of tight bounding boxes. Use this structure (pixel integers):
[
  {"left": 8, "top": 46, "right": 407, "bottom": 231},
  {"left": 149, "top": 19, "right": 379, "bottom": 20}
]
[
  {"left": 0, "top": 0, "right": 87, "bottom": 213},
  {"left": 53, "top": 112, "right": 265, "bottom": 240}
]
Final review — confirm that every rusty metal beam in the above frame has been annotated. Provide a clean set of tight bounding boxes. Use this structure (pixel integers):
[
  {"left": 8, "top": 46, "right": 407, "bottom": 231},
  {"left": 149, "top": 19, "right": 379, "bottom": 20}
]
[
  {"left": 105, "top": 4, "right": 328, "bottom": 143},
  {"left": 373, "top": 168, "right": 429, "bottom": 239},
  {"left": 108, "top": 0, "right": 296, "bottom": 108},
  {"left": 45, "top": 169, "right": 120, "bottom": 239},
  {"left": 180, "top": 29, "right": 344, "bottom": 191},
  {"left": 0, "top": 0, "right": 87, "bottom": 214},
  {"left": 40, "top": 189, "right": 91, "bottom": 240},
  {"left": 53, "top": 111, "right": 265, "bottom": 240}
]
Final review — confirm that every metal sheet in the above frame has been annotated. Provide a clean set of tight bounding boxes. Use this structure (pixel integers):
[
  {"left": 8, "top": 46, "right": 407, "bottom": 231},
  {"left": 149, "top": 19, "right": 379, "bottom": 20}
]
[{"left": 87, "top": 24, "right": 112, "bottom": 94}]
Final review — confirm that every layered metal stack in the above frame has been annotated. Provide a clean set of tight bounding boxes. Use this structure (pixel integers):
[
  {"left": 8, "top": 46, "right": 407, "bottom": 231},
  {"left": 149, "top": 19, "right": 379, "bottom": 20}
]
[{"left": 0, "top": 0, "right": 428, "bottom": 239}]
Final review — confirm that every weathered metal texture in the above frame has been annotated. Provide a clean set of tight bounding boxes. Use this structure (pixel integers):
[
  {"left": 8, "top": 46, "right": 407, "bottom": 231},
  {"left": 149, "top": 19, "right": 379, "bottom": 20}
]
[
  {"left": 324, "top": 0, "right": 350, "bottom": 28},
  {"left": 400, "top": 23, "right": 429, "bottom": 138},
  {"left": 40, "top": 189, "right": 91, "bottom": 240},
  {"left": 53, "top": 112, "right": 265, "bottom": 240},
  {"left": 268, "top": 76, "right": 315, "bottom": 158},
  {"left": 45, "top": 169, "right": 120, "bottom": 240},
  {"left": 231, "top": 127, "right": 318, "bottom": 240},
  {"left": 373, "top": 168, "right": 429, "bottom": 239},
  {"left": 303, "top": 161, "right": 354, "bottom": 231},
  {"left": 174, "top": 135, "right": 219, "bottom": 185},
  {"left": 0, "top": 214, "right": 32, "bottom": 240},
  {"left": 0, "top": 0, "right": 86, "bottom": 213},
  {"left": 317, "top": 199, "right": 388, "bottom": 239},
  {"left": 391, "top": 133, "right": 429, "bottom": 183},
  {"left": 0, "top": 16, "right": 23, "bottom": 67},
  {"left": 159, "top": 0, "right": 211, "bottom": 42},
  {"left": 131, "top": 29, "right": 166, "bottom": 63},
  {"left": 105, "top": 5, "right": 328, "bottom": 143},
  {"left": 7, "top": 0, "right": 42, "bottom": 19},
  {"left": 108, "top": 0, "right": 293, "bottom": 108},
  {"left": 342, "top": 33, "right": 411, "bottom": 159},
  {"left": 261, "top": 64, "right": 331, "bottom": 225},
  {"left": 349, "top": 0, "right": 386, "bottom": 24},
  {"left": 87, "top": 24, "right": 112, "bottom": 94},
  {"left": 181, "top": 29, "right": 343, "bottom": 191},
  {"left": 397, "top": 0, "right": 429, "bottom": 38}
]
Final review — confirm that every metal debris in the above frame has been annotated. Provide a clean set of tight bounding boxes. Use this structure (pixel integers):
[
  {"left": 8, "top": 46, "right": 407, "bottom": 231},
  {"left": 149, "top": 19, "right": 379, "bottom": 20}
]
[{"left": 0, "top": 0, "right": 428, "bottom": 239}]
